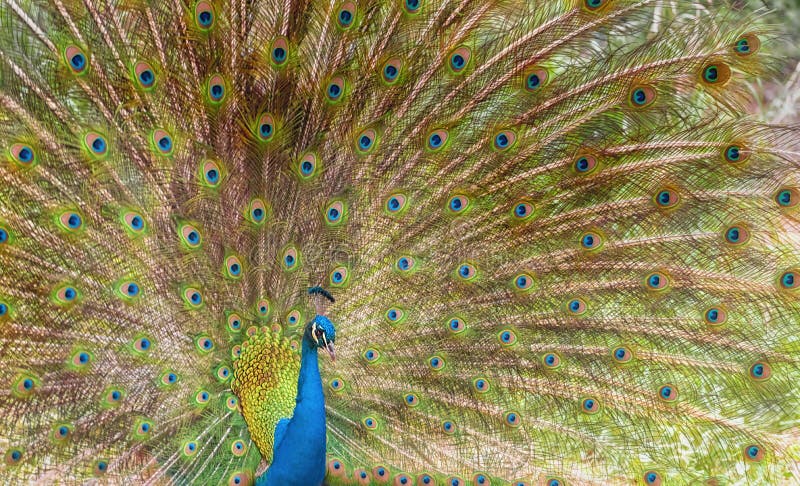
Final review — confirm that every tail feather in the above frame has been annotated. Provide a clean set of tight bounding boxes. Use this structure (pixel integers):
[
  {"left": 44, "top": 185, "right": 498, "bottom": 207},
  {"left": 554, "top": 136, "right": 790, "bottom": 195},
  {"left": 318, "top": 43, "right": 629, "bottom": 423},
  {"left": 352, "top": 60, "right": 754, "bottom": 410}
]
[{"left": 1, "top": 0, "right": 799, "bottom": 484}]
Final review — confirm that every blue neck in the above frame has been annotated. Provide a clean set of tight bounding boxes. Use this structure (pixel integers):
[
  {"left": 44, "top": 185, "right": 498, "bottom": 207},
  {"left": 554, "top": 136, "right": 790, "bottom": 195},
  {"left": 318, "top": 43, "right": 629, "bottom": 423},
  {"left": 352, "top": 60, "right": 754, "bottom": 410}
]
[{"left": 256, "top": 335, "right": 327, "bottom": 485}]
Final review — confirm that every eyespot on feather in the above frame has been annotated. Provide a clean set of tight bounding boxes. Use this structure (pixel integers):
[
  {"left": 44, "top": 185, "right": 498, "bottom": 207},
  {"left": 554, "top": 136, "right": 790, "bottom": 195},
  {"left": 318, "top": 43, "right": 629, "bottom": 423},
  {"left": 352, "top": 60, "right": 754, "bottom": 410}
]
[
  {"left": 330, "top": 265, "right": 350, "bottom": 287},
  {"left": 58, "top": 211, "right": 84, "bottom": 232},
  {"left": 513, "top": 273, "right": 533, "bottom": 291},
  {"left": 447, "top": 194, "right": 470, "bottom": 214},
  {"left": 447, "top": 317, "right": 465, "bottom": 334},
  {"left": 580, "top": 231, "right": 603, "bottom": 250},
  {"left": 270, "top": 37, "right": 289, "bottom": 66},
  {"left": 402, "top": 0, "right": 422, "bottom": 13},
  {"left": 723, "top": 224, "right": 750, "bottom": 245},
  {"left": 581, "top": 397, "right": 600, "bottom": 414},
  {"left": 524, "top": 67, "right": 549, "bottom": 92},
  {"left": 658, "top": 384, "right": 678, "bottom": 402},
  {"left": 611, "top": 346, "right": 632, "bottom": 363},
  {"left": 566, "top": 298, "right": 587, "bottom": 315},
  {"left": 227, "top": 472, "right": 250, "bottom": 486},
  {"left": 456, "top": 262, "right": 477, "bottom": 281},
  {"left": 179, "top": 224, "right": 202, "bottom": 248},
  {"left": 256, "top": 113, "right": 275, "bottom": 142},
  {"left": 749, "top": 361, "right": 771, "bottom": 381},
  {"left": 256, "top": 299, "right": 270, "bottom": 318},
  {"left": 224, "top": 255, "right": 243, "bottom": 279},
  {"left": 286, "top": 309, "right": 302, "bottom": 327},
  {"left": 84, "top": 132, "right": 108, "bottom": 158},
  {"left": 134, "top": 61, "right": 156, "bottom": 89},
  {"left": 183, "top": 287, "right": 203, "bottom": 308},
  {"left": 326, "top": 76, "right": 346, "bottom": 102},
  {"left": 195, "top": 1, "right": 215, "bottom": 30},
  {"left": 64, "top": 45, "right": 89, "bottom": 75},
  {"left": 643, "top": 470, "right": 662, "bottom": 486},
  {"left": 385, "top": 306, "right": 405, "bottom": 323},
  {"left": 778, "top": 269, "right": 799, "bottom": 290},
  {"left": 472, "top": 377, "right": 490, "bottom": 393},
  {"left": 700, "top": 62, "right": 731, "bottom": 86},
  {"left": 227, "top": 312, "right": 243, "bottom": 332},
  {"left": 428, "top": 355, "right": 445, "bottom": 370},
  {"left": 723, "top": 143, "right": 749, "bottom": 163},
  {"left": 704, "top": 306, "right": 727, "bottom": 326},
  {"left": 395, "top": 256, "right": 416, "bottom": 273},
  {"left": 381, "top": 57, "right": 402, "bottom": 84},
  {"left": 297, "top": 152, "right": 318, "bottom": 179},
  {"left": 281, "top": 245, "right": 299, "bottom": 271},
  {"left": 200, "top": 160, "right": 223, "bottom": 188},
  {"left": 363, "top": 348, "right": 380, "bottom": 363},
  {"left": 356, "top": 128, "right": 378, "bottom": 154},
  {"left": 583, "top": 0, "right": 610, "bottom": 11},
  {"left": 152, "top": 129, "right": 174, "bottom": 156},
  {"left": 336, "top": 2, "right": 357, "bottom": 29},
  {"left": 132, "top": 335, "right": 153, "bottom": 353},
  {"left": 744, "top": 444, "right": 765, "bottom": 462},
  {"left": 325, "top": 200, "right": 346, "bottom": 225},
  {"left": 9, "top": 143, "right": 36, "bottom": 167},
  {"left": 654, "top": 187, "right": 680, "bottom": 208},
  {"left": 543, "top": 352, "right": 561, "bottom": 369},
  {"left": 512, "top": 201, "right": 533, "bottom": 220},
  {"left": 775, "top": 187, "right": 799, "bottom": 208},
  {"left": 493, "top": 130, "right": 516, "bottom": 151},
  {"left": 426, "top": 129, "right": 449, "bottom": 151},
  {"left": 734, "top": 34, "right": 760, "bottom": 56},
  {"left": 645, "top": 271, "right": 670, "bottom": 291},
  {"left": 628, "top": 85, "right": 656, "bottom": 108},
  {"left": 54, "top": 285, "right": 80, "bottom": 305},
  {"left": 573, "top": 154, "right": 598, "bottom": 175},
  {"left": 448, "top": 46, "right": 471, "bottom": 73},
  {"left": 122, "top": 211, "right": 146, "bottom": 234},
  {"left": 248, "top": 198, "right": 268, "bottom": 225}
]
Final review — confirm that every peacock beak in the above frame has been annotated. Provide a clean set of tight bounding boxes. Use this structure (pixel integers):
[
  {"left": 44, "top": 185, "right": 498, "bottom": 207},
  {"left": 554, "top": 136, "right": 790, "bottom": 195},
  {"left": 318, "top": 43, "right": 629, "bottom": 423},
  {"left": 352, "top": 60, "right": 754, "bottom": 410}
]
[{"left": 325, "top": 341, "right": 335, "bottom": 362}]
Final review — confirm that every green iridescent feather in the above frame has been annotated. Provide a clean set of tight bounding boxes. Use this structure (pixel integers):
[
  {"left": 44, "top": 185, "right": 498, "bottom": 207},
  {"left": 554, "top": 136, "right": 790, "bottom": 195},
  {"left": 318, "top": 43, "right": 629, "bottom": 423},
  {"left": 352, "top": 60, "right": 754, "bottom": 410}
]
[{"left": 0, "top": 0, "right": 799, "bottom": 484}]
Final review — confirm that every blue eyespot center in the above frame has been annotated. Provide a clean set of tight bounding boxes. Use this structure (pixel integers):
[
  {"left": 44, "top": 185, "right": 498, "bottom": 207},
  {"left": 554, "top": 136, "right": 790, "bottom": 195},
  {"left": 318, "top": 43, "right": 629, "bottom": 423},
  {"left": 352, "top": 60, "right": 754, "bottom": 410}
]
[
  {"left": 71, "top": 54, "right": 86, "bottom": 70},
  {"left": 139, "top": 69, "right": 154, "bottom": 85},
  {"left": 384, "top": 65, "right": 398, "bottom": 79},
  {"left": 398, "top": 258, "right": 409, "bottom": 270},
  {"left": 131, "top": 216, "right": 143, "bottom": 230},
  {"left": 230, "top": 263, "right": 240, "bottom": 275},
  {"left": 576, "top": 157, "right": 590, "bottom": 171},
  {"left": 359, "top": 135, "right": 372, "bottom": 150},
  {"left": 515, "top": 204, "right": 527, "bottom": 216},
  {"left": 495, "top": 133, "right": 509, "bottom": 147},
  {"left": 450, "top": 197, "right": 463, "bottom": 211},
  {"left": 649, "top": 275, "right": 661, "bottom": 287},
  {"left": 778, "top": 190, "right": 792, "bottom": 206},
  {"left": 0, "top": 229, "right": 8, "bottom": 243},
  {"left": 140, "top": 338, "right": 150, "bottom": 349},
  {"left": 301, "top": 161, "right": 313, "bottom": 174},
  {"left": 451, "top": 54, "right": 465, "bottom": 69},
  {"left": 67, "top": 214, "right": 82, "bottom": 229},
  {"left": 91, "top": 138, "right": 106, "bottom": 153},
  {"left": 285, "top": 254, "right": 295, "bottom": 265},
  {"left": 632, "top": 88, "right": 646, "bottom": 105},
  {"left": 328, "top": 207, "right": 340, "bottom": 220},
  {"left": 726, "top": 146, "right": 740, "bottom": 161},
  {"left": 339, "top": 10, "right": 352, "bottom": 24},
  {"left": 18, "top": 147, "right": 33, "bottom": 162},
  {"left": 199, "top": 11, "right": 213, "bottom": 26},
  {"left": 187, "top": 231, "right": 199, "bottom": 243},
  {"left": 328, "top": 83, "right": 342, "bottom": 99},
  {"left": 64, "top": 288, "right": 76, "bottom": 300},
  {"left": 111, "top": 390, "right": 121, "bottom": 400},
  {"left": 273, "top": 47, "right": 286, "bottom": 61},
  {"left": 429, "top": 133, "right": 442, "bottom": 148},
  {"left": 206, "top": 169, "right": 219, "bottom": 182},
  {"left": 23, "top": 378, "right": 33, "bottom": 389},
  {"left": 527, "top": 73, "right": 541, "bottom": 89},
  {"left": 158, "top": 136, "right": 172, "bottom": 151},
  {"left": 704, "top": 66, "right": 718, "bottom": 82}
]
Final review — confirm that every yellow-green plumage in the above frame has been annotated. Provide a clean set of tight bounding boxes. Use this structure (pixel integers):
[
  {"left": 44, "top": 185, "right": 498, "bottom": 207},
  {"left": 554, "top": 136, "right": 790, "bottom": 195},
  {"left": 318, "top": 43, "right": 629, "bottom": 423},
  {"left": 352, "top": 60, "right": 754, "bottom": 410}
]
[
  {"left": 0, "top": 0, "right": 798, "bottom": 484},
  {"left": 232, "top": 330, "right": 300, "bottom": 461}
]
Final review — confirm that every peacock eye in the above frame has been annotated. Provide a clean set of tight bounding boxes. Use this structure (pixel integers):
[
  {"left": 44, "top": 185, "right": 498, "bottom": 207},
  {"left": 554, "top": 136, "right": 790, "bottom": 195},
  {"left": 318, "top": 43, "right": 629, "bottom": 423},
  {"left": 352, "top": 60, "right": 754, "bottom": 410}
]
[{"left": 315, "top": 328, "right": 324, "bottom": 337}]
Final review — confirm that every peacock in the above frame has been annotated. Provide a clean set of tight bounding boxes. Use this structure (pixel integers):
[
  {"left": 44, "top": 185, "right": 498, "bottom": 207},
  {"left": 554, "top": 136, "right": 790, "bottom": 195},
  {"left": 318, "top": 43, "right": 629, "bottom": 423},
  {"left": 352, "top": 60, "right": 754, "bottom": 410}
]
[{"left": 0, "top": 0, "right": 799, "bottom": 483}]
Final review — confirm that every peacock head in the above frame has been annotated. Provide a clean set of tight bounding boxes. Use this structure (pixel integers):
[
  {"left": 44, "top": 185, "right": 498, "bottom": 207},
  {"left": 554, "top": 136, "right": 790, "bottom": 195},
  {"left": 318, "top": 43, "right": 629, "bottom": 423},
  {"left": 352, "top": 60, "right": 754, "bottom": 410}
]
[{"left": 305, "top": 315, "right": 336, "bottom": 361}]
